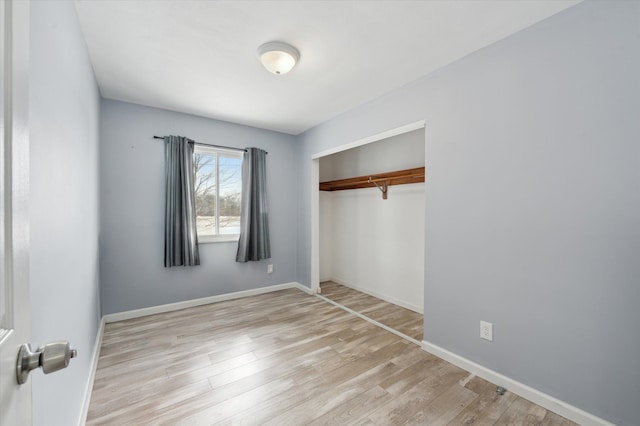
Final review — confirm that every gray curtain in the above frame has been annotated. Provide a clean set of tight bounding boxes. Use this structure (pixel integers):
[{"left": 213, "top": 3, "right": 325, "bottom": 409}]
[
  {"left": 236, "top": 148, "right": 271, "bottom": 262},
  {"left": 164, "top": 135, "right": 200, "bottom": 267}
]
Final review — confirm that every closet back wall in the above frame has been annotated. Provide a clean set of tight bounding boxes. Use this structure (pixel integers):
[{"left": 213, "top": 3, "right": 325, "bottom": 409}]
[
  {"left": 100, "top": 100, "right": 298, "bottom": 314},
  {"left": 319, "top": 129, "right": 425, "bottom": 312}
]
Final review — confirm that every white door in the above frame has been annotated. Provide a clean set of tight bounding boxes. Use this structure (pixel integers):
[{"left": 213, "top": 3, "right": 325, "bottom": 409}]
[{"left": 0, "top": 0, "right": 32, "bottom": 424}]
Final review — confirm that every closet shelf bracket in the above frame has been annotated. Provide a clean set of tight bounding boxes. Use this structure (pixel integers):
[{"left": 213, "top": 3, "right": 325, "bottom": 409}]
[{"left": 368, "top": 177, "right": 388, "bottom": 200}]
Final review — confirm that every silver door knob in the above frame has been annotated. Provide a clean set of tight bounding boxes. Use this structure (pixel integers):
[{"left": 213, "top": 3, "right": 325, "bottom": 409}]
[{"left": 16, "top": 341, "right": 77, "bottom": 384}]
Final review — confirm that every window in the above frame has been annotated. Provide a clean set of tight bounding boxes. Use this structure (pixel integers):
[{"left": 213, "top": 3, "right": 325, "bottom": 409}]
[{"left": 193, "top": 145, "right": 243, "bottom": 243}]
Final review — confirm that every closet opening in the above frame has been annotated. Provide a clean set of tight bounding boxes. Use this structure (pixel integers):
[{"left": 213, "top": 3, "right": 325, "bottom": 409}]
[{"left": 310, "top": 122, "right": 426, "bottom": 341}]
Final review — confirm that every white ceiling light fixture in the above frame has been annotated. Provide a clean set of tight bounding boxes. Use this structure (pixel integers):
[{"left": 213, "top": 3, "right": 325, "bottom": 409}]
[{"left": 257, "top": 41, "right": 300, "bottom": 75}]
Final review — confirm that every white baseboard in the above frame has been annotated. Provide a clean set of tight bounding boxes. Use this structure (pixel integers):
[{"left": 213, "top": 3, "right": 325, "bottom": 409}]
[
  {"left": 293, "top": 282, "right": 313, "bottom": 294},
  {"left": 103, "top": 282, "right": 308, "bottom": 323},
  {"left": 330, "top": 277, "right": 423, "bottom": 314},
  {"left": 421, "top": 340, "right": 613, "bottom": 426},
  {"left": 78, "top": 316, "right": 105, "bottom": 426}
]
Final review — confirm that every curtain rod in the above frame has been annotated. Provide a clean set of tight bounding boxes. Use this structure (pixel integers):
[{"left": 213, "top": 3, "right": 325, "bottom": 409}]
[{"left": 153, "top": 136, "right": 265, "bottom": 154}]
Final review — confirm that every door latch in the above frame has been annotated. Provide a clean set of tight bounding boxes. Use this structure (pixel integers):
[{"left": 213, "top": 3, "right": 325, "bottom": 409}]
[{"left": 16, "top": 341, "right": 77, "bottom": 384}]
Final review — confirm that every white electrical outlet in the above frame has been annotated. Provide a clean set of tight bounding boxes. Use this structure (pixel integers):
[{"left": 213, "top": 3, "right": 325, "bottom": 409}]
[
  {"left": 267, "top": 264, "right": 273, "bottom": 274},
  {"left": 480, "top": 320, "right": 493, "bottom": 341}
]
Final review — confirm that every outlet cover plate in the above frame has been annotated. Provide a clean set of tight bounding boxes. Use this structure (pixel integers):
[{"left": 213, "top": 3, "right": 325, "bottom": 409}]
[{"left": 480, "top": 320, "right": 493, "bottom": 341}]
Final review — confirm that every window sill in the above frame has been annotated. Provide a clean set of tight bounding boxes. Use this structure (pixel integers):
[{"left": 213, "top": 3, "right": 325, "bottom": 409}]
[{"left": 198, "top": 235, "right": 240, "bottom": 244}]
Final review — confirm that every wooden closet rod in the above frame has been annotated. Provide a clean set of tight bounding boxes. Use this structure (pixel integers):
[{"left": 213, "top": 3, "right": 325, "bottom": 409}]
[
  {"left": 319, "top": 167, "right": 425, "bottom": 199},
  {"left": 368, "top": 173, "right": 424, "bottom": 184},
  {"left": 321, "top": 173, "right": 423, "bottom": 189}
]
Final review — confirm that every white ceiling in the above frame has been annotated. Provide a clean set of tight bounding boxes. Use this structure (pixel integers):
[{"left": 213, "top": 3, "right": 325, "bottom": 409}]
[{"left": 75, "top": 0, "right": 581, "bottom": 135}]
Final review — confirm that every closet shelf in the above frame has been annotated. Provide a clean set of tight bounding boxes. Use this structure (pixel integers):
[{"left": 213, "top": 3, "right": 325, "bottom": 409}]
[{"left": 319, "top": 167, "right": 425, "bottom": 199}]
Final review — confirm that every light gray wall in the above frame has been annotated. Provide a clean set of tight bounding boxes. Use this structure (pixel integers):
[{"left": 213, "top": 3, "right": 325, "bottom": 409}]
[
  {"left": 100, "top": 100, "right": 298, "bottom": 314},
  {"left": 29, "top": 1, "right": 101, "bottom": 425},
  {"left": 296, "top": 1, "right": 639, "bottom": 424}
]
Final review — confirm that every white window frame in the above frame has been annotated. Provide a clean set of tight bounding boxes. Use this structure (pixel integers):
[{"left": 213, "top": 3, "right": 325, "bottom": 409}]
[{"left": 193, "top": 145, "right": 244, "bottom": 244}]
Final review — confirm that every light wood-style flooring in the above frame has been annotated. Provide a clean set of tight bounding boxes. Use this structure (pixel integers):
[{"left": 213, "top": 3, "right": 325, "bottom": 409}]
[
  {"left": 320, "top": 281, "right": 423, "bottom": 341},
  {"left": 87, "top": 288, "right": 576, "bottom": 425}
]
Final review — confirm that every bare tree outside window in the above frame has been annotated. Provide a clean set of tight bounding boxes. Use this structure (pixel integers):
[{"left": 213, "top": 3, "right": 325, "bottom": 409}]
[{"left": 193, "top": 147, "right": 242, "bottom": 240}]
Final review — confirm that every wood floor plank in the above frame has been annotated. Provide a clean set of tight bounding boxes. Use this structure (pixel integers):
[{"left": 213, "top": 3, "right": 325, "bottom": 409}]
[
  {"left": 306, "top": 385, "right": 391, "bottom": 426},
  {"left": 543, "top": 410, "right": 580, "bottom": 425},
  {"left": 403, "top": 380, "right": 479, "bottom": 425},
  {"left": 448, "top": 375, "right": 519, "bottom": 425},
  {"left": 224, "top": 339, "right": 407, "bottom": 425},
  {"left": 261, "top": 361, "right": 402, "bottom": 425},
  {"left": 87, "top": 288, "right": 577, "bottom": 425},
  {"left": 364, "top": 362, "right": 468, "bottom": 425},
  {"left": 495, "top": 396, "right": 549, "bottom": 425},
  {"left": 320, "top": 281, "right": 423, "bottom": 340},
  {"left": 379, "top": 354, "right": 442, "bottom": 395}
]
